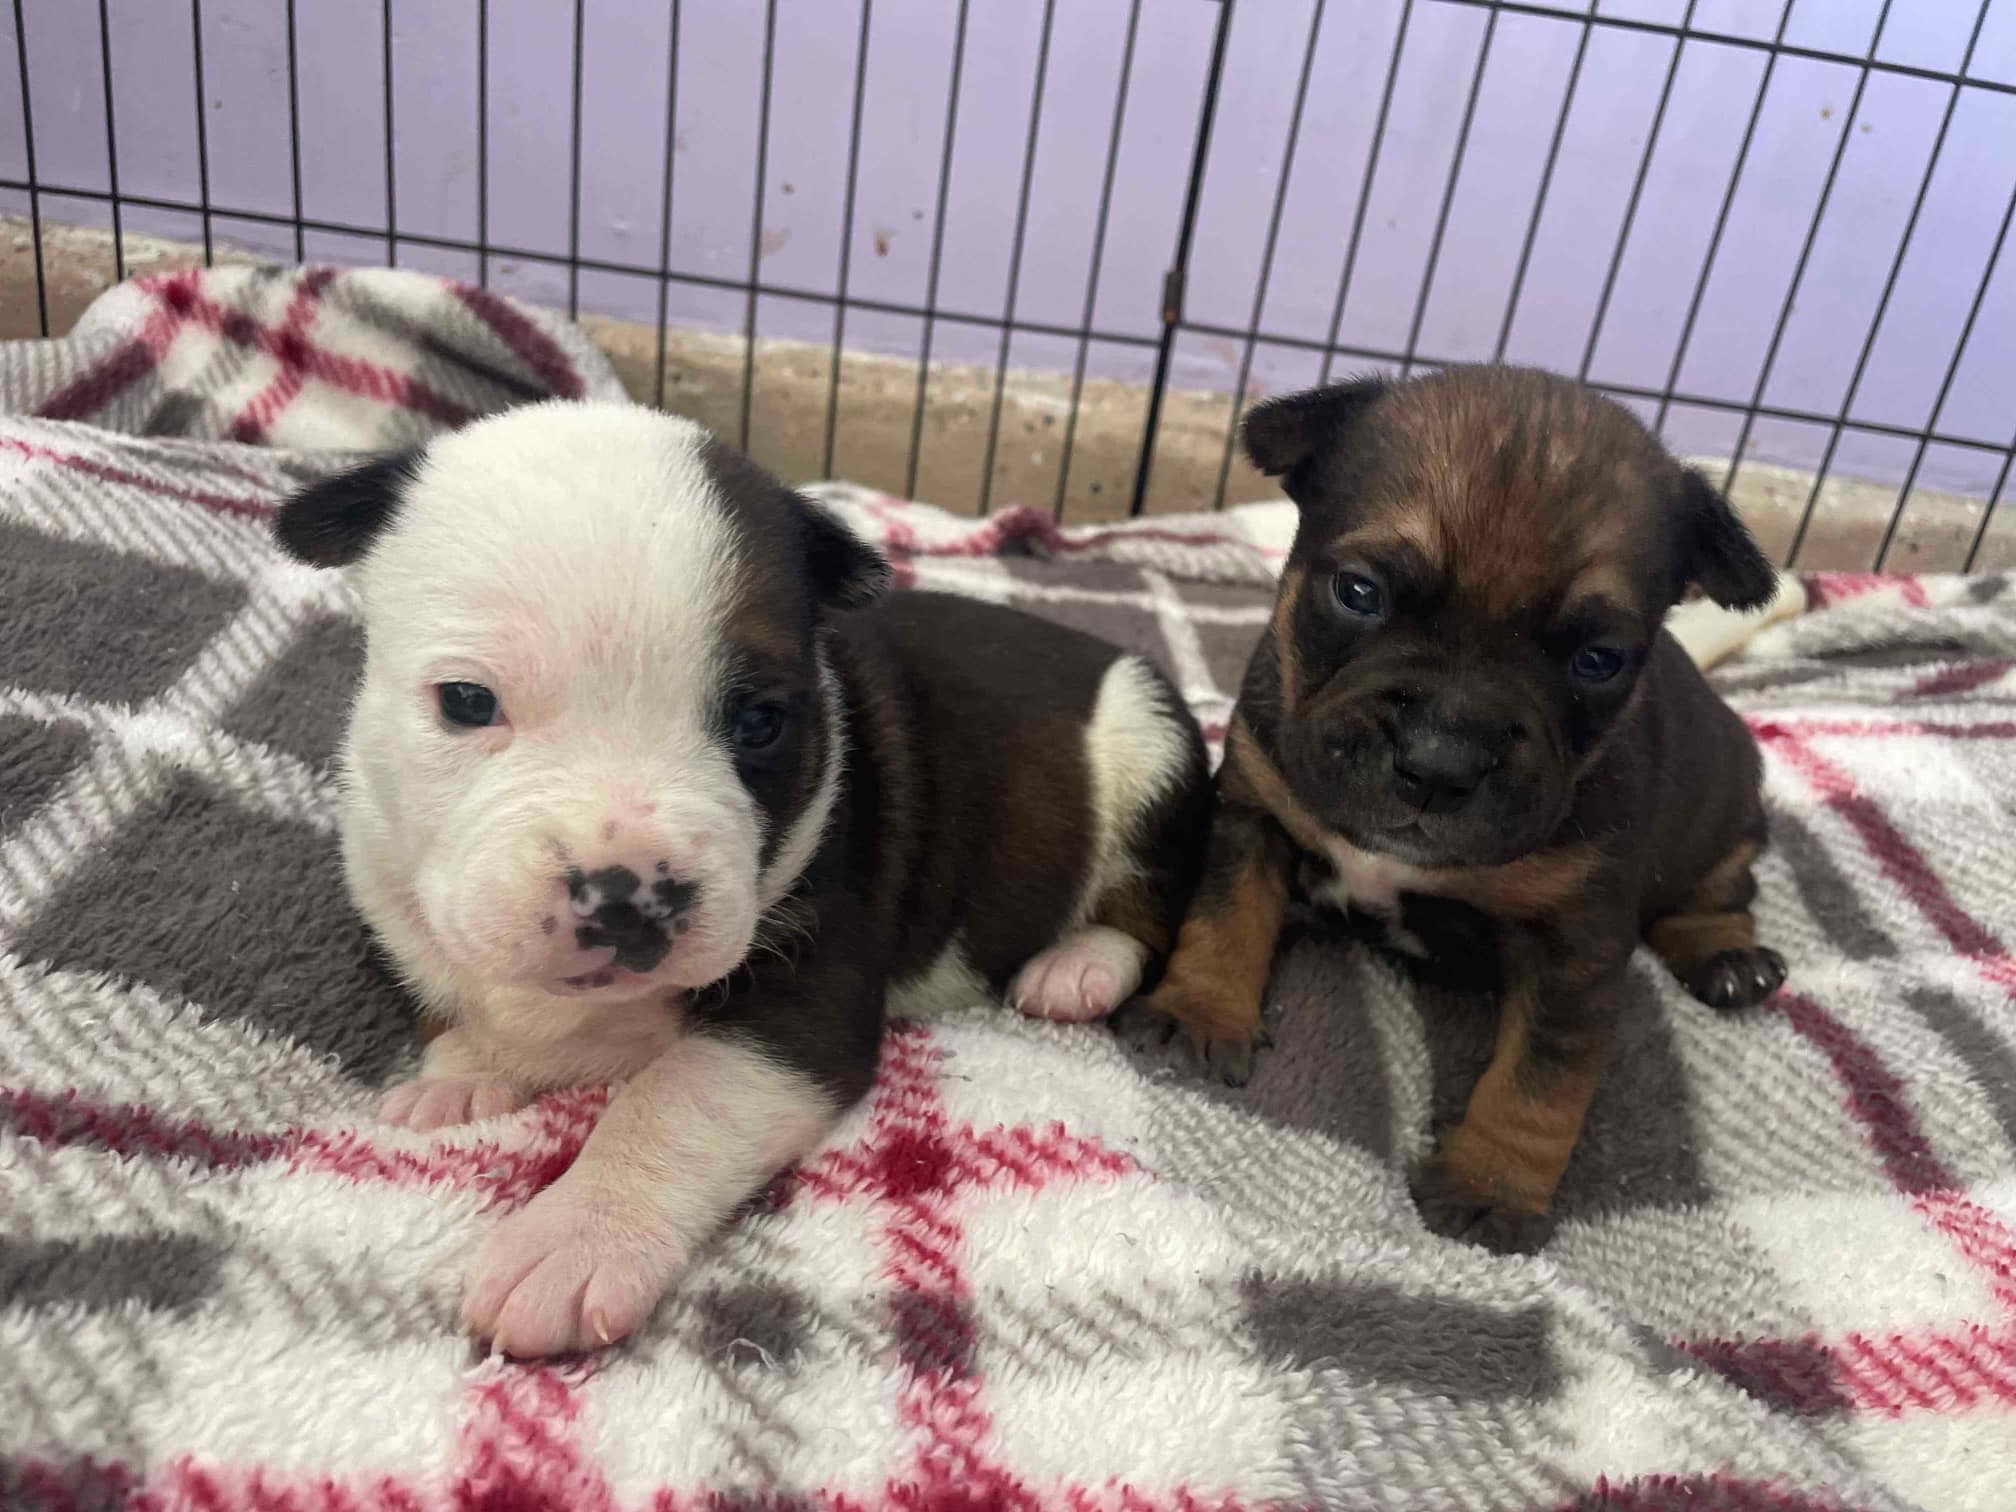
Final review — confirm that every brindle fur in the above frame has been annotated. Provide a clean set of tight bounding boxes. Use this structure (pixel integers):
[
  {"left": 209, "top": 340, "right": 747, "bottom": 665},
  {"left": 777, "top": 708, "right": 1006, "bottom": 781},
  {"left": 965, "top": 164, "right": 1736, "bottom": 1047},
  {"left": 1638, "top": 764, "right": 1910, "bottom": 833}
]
[{"left": 1137, "top": 365, "right": 1785, "bottom": 1251}]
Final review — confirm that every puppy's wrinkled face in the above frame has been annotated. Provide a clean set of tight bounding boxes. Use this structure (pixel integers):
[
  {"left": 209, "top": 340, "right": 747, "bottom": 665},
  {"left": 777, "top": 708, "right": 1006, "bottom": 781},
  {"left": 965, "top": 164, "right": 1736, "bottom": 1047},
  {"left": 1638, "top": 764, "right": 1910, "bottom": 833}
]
[
  {"left": 275, "top": 402, "right": 886, "bottom": 1003},
  {"left": 1244, "top": 367, "right": 1773, "bottom": 870}
]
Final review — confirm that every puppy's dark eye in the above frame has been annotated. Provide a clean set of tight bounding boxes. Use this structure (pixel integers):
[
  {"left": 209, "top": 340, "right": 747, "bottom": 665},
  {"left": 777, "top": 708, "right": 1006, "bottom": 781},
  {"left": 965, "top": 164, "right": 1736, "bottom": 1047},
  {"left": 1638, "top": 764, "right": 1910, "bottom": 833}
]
[
  {"left": 732, "top": 703, "right": 787, "bottom": 752},
  {"left": 1332, "top": 572, "right": 1385, "bottom": 618},
  {"left": 1570, "top": 646, "right": 1626, "bottom": 684},
  {"left": 438, "top": 681, "right": 502, "bottom": 728}
]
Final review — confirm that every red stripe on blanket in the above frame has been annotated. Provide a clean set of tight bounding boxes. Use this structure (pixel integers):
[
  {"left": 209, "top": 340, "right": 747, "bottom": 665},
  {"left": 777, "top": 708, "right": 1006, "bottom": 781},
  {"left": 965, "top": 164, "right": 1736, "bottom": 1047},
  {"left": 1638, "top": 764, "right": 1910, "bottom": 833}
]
[
  {"left": 1779, "top": 992, "right": 2016, "bottom": 1312},
  {"left": 1903, "top": 657, "right": 2016, "bottom": 700},
  {"left": 32, "top": 295, "right": 183, "bottom": 421},
  {"left": 151, "top": 270, "right": 474, "bottom": 428},
  {"left": 0, "top": 1081, "right": 603, "bottom": 1210},
  {"left": 1761, "top": 733, "right": 2016, "bottom": 999},
  {"left": 1683, "top": 1324, "right": 2016, "bottom": 1418},
  {"left": 32, "top": 336, "right": 157, "bottom": 422},
  {"left": 0, "top": 434, "right": 275, "bottom": 518},
  {"left": 453, "top": 283, "right": 588, "bottom": 400},
  {"left": 225, "top": 268, "right": 336, "bottom": 445},
  {"left": 1802, "top": 572, "right": 1931, "bottom": 610},
  {"left": 1752, "top": 716, "right": 2016, "bottom": 741},
  {"left": 0, "top": 1084, "right": 285, "bottom": 1169},
  {"left": 453, "top": 1362, "right": 614, "bottom": 1512}
]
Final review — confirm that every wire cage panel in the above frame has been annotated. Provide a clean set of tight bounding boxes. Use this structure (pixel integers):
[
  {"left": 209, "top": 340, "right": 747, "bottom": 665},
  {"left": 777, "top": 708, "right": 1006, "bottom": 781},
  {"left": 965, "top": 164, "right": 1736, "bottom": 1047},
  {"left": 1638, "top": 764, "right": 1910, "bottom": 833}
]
[{"left": 3, "top": 0, "right": 2014, "bottom": 568}]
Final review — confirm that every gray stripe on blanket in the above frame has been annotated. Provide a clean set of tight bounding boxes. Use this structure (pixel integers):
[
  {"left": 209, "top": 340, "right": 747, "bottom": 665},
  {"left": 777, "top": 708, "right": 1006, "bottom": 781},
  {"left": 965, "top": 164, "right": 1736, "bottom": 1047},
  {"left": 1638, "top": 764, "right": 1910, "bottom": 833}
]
[
  {"left": 13, "top": 770, "right": 415, "bottom": 1082},
  {"left": 0, "top": 1234, "right": 223, "bottom": 1313},
  {"left": 1242, "top": 1274, "right": 1561, "bottom": 1400}
]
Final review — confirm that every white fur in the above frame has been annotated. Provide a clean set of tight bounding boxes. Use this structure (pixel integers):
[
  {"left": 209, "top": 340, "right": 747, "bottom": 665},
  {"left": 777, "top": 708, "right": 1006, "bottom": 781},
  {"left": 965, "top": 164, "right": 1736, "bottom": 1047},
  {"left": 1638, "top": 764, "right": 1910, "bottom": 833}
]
[
  {"left": 1010, "top": 925, "right": 1152, "bottom": 1023},
  {"left": 1078, "top": 654, "right": 1192, "bottom": 914},
  {"left": 335, "top": 404, "right": 802, "bottom": 1097},
  {"left": 890, "top": 936, "right": 993, "bottom": 1020},
  {"left": 1307, "top": 832, "right": 1446, "bottom": 917},
  {"left": 461, "top": 1035, "right": 833, "bottom": 1356},
  {"left": 322, "top": 402, "right": 857, "bottom": 1354},
  {"left": 1003, "top": 654, "right": 1191, "bottom": 1026}
]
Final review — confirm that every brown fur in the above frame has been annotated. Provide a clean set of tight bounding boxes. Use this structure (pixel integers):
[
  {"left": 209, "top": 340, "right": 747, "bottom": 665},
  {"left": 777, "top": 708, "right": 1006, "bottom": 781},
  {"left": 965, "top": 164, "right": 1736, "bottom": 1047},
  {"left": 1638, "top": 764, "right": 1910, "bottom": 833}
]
[{"left": 1143, "top": 366, "right": 1784, "bottom": 1248}]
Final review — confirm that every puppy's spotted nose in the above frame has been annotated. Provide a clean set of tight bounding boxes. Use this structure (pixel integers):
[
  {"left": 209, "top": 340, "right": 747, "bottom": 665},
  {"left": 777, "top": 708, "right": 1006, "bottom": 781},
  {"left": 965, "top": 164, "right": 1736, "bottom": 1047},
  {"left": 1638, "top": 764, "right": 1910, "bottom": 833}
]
[
  {"left": 1389, "top": 724, "right": 1501, "bottom": 815},
  {"left": 566, "top": 864, "right": 698, "bottom": 973}
]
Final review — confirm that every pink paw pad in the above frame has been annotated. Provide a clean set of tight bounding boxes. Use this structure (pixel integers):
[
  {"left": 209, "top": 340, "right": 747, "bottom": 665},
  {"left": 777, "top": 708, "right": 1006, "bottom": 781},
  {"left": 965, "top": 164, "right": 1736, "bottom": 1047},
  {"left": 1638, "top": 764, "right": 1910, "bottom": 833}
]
[
  {"left": 461, "top": 1184, "right": 687, "bottom": 1357},
  {"left": 378, "top": 1078, "right": 525, "bottom": 1131},
  {"left": 1009, "top": 926, "right": 1151, "bottom": 1024}
]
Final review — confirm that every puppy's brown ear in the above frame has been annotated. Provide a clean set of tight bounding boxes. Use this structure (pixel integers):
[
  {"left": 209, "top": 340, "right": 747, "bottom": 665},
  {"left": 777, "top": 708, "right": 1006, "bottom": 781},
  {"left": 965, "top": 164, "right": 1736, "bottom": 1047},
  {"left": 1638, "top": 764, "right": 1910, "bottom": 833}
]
[
  {"left": 796, "top": 496, "right": 891, "bottom": 611},
  {"left": 1677, "top": 468, "right": 1776, "bottom": 611},
  {"left": 273, "top": 452, "right": 422, "bottom": 567},
  {"left": 1241, "top": 378, "right": 1390, "bottom": 479}
]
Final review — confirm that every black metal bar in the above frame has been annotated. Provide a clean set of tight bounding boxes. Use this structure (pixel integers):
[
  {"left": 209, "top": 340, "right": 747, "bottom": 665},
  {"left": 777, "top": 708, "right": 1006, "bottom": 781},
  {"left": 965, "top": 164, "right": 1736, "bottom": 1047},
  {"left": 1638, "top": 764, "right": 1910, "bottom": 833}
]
[
  {"left": 1209, "top": 0, "right": 1328, "bottom": 512},
  {"left": 382, "top": 0, "right": 396, "bottom": 265},
  {"left": 976, "top": 0, "right": 1059, "bottom": 517},
  {"left": 1577, "top": 0, "right": 1698, "bottom": 382},
  {"left": 285, "top": 0, "right": 303, "bottom": 263},
  {"left": 738, "top": 0, "right": 778, "bottom": 452},
  {"left": 903, "top": 0, "right": 972, "bottom": 502},
  {"left": 95, "top": 0, "right": 123, "bottom": 282},
  {"left": 189, "top": 0, "right": 212, "bottom": 266},
  {"left": 652, "top": 0, "right": 681, "bottom": 410},
  {"left": 1721, "top": 1, "right": 1897, "bottom": 500},
  {"left": 1963, "top": 438, "right": 2016, "bottom": 573},
  {"left": 1317, "top": 0, "right": 1413, "bottom": 385},
  {"left": 1493, "top": 1, "right": 1596, "bottom": 362},
  {"left": 1127, "top": 0, "right": 1234, "bottom": 517},
  {"left": 1427, "top": 0, "right": 2016, "bottom": 101},
  {"left": 1783, "top": 0, "right": 1993, "bottom": 567},
  {"left": 1400, "top": 3, "right": 1498, "bottom": 377},
  {"left": 11, "top": 0, "right": 47, "bottom": 335},
  {"left": 1052, "top": 0, "right": 1144, "bottom": 522},
  {"left": 1650, "top": 1, "right": 1796, "bottom": 439},
  {"left": 820, "top": 0, "right": 875, "bottom": 481},
  {"left": 475, "top": 0, "right": 488, "bottom": 287},
  {"left": 565, "top": 0, "right": 584, "bottom": 319},
  {"left": 0, "top": 173, "right": 1166, "bottom": 348},
  {"left": 1873, "top": 171, "right": 2016, "bottom": 570}
]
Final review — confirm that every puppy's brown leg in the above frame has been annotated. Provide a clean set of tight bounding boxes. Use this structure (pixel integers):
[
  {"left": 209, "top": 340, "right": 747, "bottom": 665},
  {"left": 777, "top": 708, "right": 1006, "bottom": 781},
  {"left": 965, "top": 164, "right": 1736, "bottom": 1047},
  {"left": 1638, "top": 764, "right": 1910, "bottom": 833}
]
[
  {"left": 1411, "top": 947, "right": 1621, "bottom": 1253},
  {"left": 1129, "top": 803, "right": 1293, "bottom": 1085},
  {"left": 1646, "top": 838, "right": 1786, "bottom": 1010}
]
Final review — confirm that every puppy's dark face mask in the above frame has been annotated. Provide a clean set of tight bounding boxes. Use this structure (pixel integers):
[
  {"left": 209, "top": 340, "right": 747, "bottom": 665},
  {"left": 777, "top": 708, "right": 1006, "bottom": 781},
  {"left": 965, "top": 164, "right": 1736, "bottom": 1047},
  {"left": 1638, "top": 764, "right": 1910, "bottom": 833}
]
[{"left": 1244, "top": 368, "right": 1775, "bottom": 870}]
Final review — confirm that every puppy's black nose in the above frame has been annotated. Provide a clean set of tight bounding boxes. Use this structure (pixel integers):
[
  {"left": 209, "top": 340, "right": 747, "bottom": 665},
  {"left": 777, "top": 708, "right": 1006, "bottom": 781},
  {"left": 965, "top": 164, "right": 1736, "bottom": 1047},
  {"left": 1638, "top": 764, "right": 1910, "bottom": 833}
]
[
  {"left": 567, "top": 864, "right": 696, "bottom": 972},
  {"left": 1389, "top": 726, "right": 1499, "bottom": 814}
]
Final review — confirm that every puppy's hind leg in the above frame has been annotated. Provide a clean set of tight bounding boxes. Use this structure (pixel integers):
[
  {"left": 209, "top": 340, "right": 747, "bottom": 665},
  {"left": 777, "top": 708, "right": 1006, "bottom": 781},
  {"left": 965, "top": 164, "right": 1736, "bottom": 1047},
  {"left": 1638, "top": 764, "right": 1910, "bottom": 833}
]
[
  {"left": 1011, "top": 656, "right": 1211, "bottom": 1027},
  {"left": 1646, "top": 838, "right": 1786, "bottom": 1010}
]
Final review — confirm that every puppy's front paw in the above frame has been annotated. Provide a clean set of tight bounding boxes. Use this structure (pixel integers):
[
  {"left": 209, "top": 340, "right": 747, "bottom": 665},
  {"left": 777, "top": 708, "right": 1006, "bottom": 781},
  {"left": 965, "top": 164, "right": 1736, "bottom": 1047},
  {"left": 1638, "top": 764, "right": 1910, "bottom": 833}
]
[
  {"left": 379, "top": 1078, "right": 525, "bottom": 1131},
  {"left": 1684, "top": 946, "right": 1786, "bottom": 1011},
  {"left": 1409, "top": 1155, "right": 1557, "bottom": 1255},
  {"left": 1113, "top": 985, "right": 1271, "bottom": 1089},
  {"left": 461, "top": 1180, "right": 687, "bottom": 1357},
  {"left": 1010, "top": 926, "right": 1149, "bottom": 1024}
]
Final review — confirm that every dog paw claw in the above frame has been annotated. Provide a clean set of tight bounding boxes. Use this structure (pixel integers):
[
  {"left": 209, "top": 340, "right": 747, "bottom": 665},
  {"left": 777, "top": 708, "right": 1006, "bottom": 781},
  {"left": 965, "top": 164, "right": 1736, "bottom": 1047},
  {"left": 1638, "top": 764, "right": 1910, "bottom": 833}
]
[{"left": 1685, "top": 946, "right": 1786, "bottom": 1011}]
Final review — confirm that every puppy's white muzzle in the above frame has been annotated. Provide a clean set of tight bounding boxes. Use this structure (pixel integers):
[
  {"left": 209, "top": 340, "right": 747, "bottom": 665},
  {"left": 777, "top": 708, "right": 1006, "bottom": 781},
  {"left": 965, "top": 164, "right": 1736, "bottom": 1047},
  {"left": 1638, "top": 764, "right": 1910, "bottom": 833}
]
[{"left": 410, "top": 758, "right": 761, "bottom": 1002}]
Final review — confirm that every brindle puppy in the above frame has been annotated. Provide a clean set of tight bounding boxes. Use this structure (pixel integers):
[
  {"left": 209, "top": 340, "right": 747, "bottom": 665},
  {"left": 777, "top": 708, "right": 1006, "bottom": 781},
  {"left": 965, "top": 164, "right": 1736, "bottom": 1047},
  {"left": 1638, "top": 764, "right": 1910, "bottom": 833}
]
[{"left": 1138, "top": 365, "right": 1786, "bottom": 1251}]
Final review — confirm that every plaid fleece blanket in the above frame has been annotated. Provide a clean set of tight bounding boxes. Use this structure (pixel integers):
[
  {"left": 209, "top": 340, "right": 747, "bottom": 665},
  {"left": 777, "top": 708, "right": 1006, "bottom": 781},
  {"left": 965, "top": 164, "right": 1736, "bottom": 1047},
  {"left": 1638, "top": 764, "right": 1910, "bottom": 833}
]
[{"left": 2, "top": 267, "right": 2013, "bottom": 1512}]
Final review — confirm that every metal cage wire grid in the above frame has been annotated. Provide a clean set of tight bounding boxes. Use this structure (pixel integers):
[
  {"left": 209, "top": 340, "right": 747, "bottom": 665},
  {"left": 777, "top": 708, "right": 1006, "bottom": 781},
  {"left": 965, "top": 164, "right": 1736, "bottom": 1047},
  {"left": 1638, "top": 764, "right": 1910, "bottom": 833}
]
[{"left": 4, "top": 0, "right": 2015, "bottom": 570}]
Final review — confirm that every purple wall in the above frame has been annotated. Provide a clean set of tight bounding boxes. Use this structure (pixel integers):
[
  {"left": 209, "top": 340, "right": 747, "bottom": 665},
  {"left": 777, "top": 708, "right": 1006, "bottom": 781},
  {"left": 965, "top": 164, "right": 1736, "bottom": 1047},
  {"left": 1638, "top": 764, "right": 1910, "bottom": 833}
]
[{"left": 5, "top": 0, "right": 2016, "bottom": 497}]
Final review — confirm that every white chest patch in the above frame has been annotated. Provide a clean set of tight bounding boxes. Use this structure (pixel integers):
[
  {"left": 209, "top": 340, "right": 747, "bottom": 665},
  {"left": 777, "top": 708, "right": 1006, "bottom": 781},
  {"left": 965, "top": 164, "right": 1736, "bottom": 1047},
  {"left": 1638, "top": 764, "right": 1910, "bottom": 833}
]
[{"left": 1307, "top": 835, "right": 1450, "bottom": 918}]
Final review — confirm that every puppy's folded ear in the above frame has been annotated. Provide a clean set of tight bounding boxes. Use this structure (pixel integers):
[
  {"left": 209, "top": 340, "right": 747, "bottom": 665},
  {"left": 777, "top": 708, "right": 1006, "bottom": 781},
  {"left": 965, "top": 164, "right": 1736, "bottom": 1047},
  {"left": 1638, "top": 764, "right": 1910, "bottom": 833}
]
[
  {"left": 273, "top": 452, "right": 421, "bottom": 567},
  {"left": 1241, "top": 377, "right": 1390, "bottom": 479},
  {"left": 1677, "top": 468, "right": 1776, "bottom": 611},
  {"left": 796, "top": 496, "right": 891, "bottom": 611}
]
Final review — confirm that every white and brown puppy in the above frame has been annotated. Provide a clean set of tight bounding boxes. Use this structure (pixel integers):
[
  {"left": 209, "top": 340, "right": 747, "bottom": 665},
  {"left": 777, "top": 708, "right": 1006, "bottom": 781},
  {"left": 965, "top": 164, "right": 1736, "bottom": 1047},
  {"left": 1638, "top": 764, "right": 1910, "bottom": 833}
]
[{"left": 273, "top": 402, "right": 1208, "bottom": 1357}]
